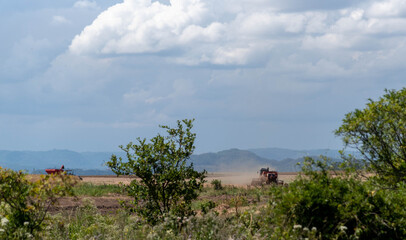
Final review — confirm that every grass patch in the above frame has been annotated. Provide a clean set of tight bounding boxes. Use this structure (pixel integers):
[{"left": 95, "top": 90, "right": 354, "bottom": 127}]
[
  {"left": 201, "top": 185, "right": 269, "bottom": 199},
  {"left": 73, "top": 183, "right": 124, "bottom": 196},
  {"left": 192, "top": 185, "right": 271, "bottom": 213}
]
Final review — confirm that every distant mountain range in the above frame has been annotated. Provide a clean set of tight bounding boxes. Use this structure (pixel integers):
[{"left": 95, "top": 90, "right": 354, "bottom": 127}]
[
  {"left": 190, "top": 148, "right": 344, "bottom": 172},
  {"left": 0, "top": 150, "right": 118, "bottom": 172},
  {"left": 0, "top": 148, "right": 350, "bottom": 174},
  {"left": 247, "top": 148, "right": 343, "bottom": 161}
]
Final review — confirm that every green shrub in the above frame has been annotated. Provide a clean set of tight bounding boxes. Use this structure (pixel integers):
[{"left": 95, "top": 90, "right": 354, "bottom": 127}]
[
  {"left": 335, "top": 88, "right": 406, "bottom": 186},
  {"left": 0, "top": 167, "right": 74, "bottom": 239},
  {"left": 211, "top": 179, "right": 223, "bottom": 190},
  {"left": 265, "top": 157, "right": 406, "bottom": 239},
  {"left": 228, "top": 195, "right": 248, "bottom": 216},
  {"left": 199, "top": 200, "right": 216, "bottom": 214},
  {"left": 107, "top": 119, "right": 206, "bottom": 224}
]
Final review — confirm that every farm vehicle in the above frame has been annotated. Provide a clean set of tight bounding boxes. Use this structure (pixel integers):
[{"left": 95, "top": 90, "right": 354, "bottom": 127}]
[
  {"left": 251, "top": 167, "right": 284, "bottom": 186},
  {"left": 45, "top": 165, "right": 82, "bottom": 180}
]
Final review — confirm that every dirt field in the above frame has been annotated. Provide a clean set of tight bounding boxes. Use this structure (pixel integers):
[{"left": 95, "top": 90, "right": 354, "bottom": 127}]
[
  {"left": 79, "top": 172, "right": 299, "bottom": 186},
  {"left": 50, "top": 195, "right": 132, "bottom": 214},
  {"left": 205, "top": 172, "right": 298, "bottom": 186},
  {"left": 31, "top": 172, "right": 299, "bottom": 214}
]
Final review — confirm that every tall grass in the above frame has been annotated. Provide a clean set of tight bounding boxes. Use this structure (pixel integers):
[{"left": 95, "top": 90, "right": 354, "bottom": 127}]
[{"left": 40, "top": 197, "right": 318, "bottom": 240}]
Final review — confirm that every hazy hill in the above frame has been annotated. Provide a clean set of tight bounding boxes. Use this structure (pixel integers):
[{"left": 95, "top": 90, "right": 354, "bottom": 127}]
[
  {"left": 248, "top": 147, "right": 343, "bottom": 161},
  {"left": 190, "top": 148, "right": 325, "bottom": 172},
  {"left": 190, "top": 148, "right": 280, "bottom": 172},
  {"left": 0, "top": 150, "right": 124, "bottom": 172}
]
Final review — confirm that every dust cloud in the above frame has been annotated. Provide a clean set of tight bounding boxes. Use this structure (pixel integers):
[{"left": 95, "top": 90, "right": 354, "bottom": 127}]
[{"left": 206, "top": 162, "right": 278, "bottom": 186}]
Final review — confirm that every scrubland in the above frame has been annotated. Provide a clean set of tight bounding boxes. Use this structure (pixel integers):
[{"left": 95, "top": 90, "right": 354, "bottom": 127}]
[{"left": 2, "top": 162, "right": 405, "bottom": 240}]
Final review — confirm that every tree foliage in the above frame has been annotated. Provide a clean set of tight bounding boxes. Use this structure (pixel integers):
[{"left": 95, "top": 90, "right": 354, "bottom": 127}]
[
  {"left": 107, "top": 119, "right": 206, "bottom": 223},
  {"left": 335, "top": 88, "right": 406, "bottom": 185},
  {"left": 0, "top": 167, "right": 75, "bottom": 239},
  {"left": 266, "top": 157, "right": 406, "bottom": 239}
]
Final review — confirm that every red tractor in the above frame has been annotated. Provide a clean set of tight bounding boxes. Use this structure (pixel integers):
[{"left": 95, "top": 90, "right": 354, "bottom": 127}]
[
  {"left": 45, "top": 165, "right": 66, "bottom": 174},
  {"left": 45, "top": 165, "right": 82, "bottom": 180},
  {"left": 251, "top": 167, "right": 284, "bottom": 186}
]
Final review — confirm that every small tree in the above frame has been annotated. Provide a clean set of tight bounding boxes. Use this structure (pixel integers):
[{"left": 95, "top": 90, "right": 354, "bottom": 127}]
[
  {"left": 266, "top": 157, "right": 406, "bottom": 239},
  {"left": 0, "top": 167, "right": 75, "bottom": 238},
  {"left": 107, "top": 119, "right": 206, "bottom": 223},
  {"left": 211, "top": 179, "right": 223, "bottom": 190},
  {"left": 335, "top": 88, "right": 406, "bottom": 185}
]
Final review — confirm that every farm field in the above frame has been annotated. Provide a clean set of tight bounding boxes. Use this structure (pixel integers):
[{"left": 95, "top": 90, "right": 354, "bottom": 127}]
[
  {"left": 27, "top": 172, "right": 299, "bottom": 214},
  {"left": 79, "top": 172, "right": 299, "bottom": 186},
  {"left": 10, "top": 166, "right": 406, "bottom": 239}
]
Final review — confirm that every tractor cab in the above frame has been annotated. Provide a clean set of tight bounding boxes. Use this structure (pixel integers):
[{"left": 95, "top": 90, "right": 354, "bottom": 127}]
[
  {"left": 267, "top": 171, "right": 278, "bottom": 184},
  {"left": 252, "top": 167, "right": 284, "bottom": 186},
  {"left": 259, "top": 167, "right": 269, "bottom": 176}
]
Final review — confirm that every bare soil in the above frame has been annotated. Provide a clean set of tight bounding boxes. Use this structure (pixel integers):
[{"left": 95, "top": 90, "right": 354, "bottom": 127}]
[
  {"left": 76, "top": 172, "right": 298, "bottom": 187},
  {"left": 29, "top": 172, "right": 299, "bottom": 214},
  {"left": 80, "top": 175, "right": 134, "bottom": 185},
  {"left": 49, "top": 195, "right": 132, "bottom": 214},
  {"left": 205, "top": 172, "right": 298, "bottom": 186},
  {"left": 30, "top": 172, "right": 299, "bottom": 186}
]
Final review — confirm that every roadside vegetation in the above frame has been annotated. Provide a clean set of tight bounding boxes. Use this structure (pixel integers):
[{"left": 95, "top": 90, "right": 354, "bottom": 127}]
[{"left": 1, "top": 88, "right": 406, "bottom": 239}]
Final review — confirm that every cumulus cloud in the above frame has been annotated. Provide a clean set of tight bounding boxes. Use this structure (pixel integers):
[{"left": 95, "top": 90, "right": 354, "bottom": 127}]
[
  {"left": 367, "top": 0, "right": 406, "bottom": 17},
  {"left": 69, "top": 0, "right": 285, "bottom": 65},
  {"left": 69, "top": 0, "right": 406, "bottom": 67}
]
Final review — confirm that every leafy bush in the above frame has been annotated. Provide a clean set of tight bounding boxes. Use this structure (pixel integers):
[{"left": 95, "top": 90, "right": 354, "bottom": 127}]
[
  {"left": 199, "top": 200, "right": 216, "bottom": 214},
  {"left": 228, "top": 195, "right": 248, "bottom": 217},
  {"left": 0, "top": 167, "right": 74, "bottom": 239},
  {"left": 107, "top": 119, "right": 206, "bottom": 224},
  {"left": 336, "top": 88, "right": 406, "bottom": 186},
  {"left": 211, "top": 179, "right": 223, "bottom": 190},
  {"left": 265, "top": 157, "right": 406, "bottom": 239}
]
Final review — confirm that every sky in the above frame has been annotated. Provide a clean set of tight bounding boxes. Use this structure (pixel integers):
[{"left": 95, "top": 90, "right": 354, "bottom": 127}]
[{"left": 0, "top": 0, "right": 405, "bottom": 153}]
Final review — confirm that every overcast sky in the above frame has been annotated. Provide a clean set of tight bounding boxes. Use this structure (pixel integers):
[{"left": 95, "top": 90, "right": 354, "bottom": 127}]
[{"left": 0, "top": 0, "right": 405, "bottom": 153}]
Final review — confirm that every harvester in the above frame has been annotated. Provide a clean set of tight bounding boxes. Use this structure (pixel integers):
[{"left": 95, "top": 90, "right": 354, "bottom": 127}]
[
  {"left": 45, "top": 165, "right": 66, "bottom": 175},
  {"left": 251, "top": 167, "right": 284, "bottom": 186},
  {"left": 45, "top": 165, "right": 82, "bottom": 180}
]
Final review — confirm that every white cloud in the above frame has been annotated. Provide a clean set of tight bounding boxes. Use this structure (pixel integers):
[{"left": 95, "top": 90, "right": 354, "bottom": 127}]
[
  {"left": 122, "top": 77, "right": 195, "bottom": 106},
  {"left": 304, "top": 12, "right": 329, "bottom": 33},
  {"left": 123, "top": 89, "right": 166, "bottom": 104},
  {"left": 302, "top": 34, "right": 357, "bottom": 50},
  {"left": 74, "top": 0, "right": 98, "bottom": 9},
  {"left": 367, "top": 0, "right": 406, "bottom": 17},
  {"left": 69, "top": 0, "right": 406, "bottom": 67},
  {"left": 70, "top": 0, "right": 210, "bottom": 55},
  {"left": 69, "top": 0, "right": 307, "bottom": 65},
  {"left": 52, "top": 15, "right": 70, "bottom": 25}
]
